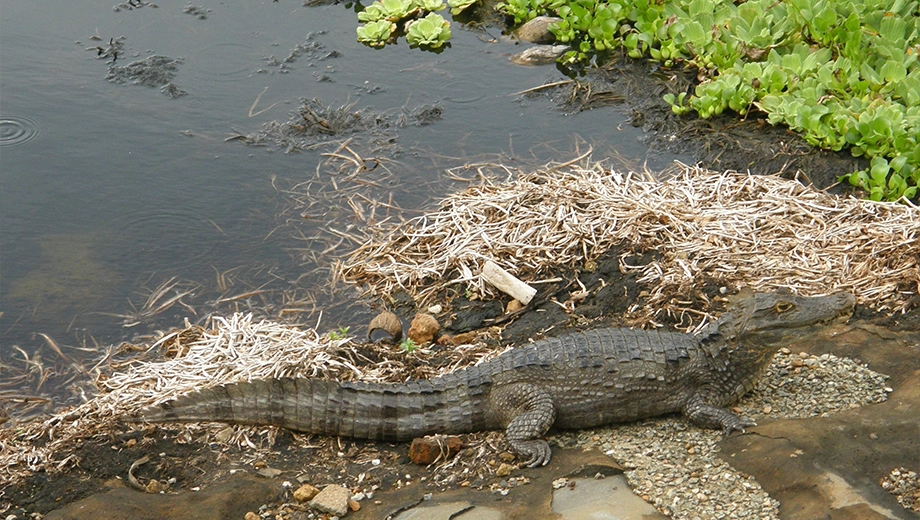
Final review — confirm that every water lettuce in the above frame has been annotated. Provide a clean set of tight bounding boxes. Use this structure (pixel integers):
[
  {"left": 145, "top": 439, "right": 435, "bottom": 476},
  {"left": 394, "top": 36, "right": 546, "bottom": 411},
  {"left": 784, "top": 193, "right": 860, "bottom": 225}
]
[
  {"left": 357, "top": 20, "right": 397, "bottom": 47},
  {"left": 406, "top": 13, "right": 452, "bottom": 48}
]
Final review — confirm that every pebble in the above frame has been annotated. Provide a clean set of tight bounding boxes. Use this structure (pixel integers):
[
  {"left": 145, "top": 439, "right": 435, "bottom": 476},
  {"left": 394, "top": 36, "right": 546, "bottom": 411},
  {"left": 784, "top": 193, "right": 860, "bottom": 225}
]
[
  {"left": 293, "top": 483, "right": 320, "bottom": 502},
  {"left": 557, "top": 350, "right": 891, "bottom": 520},
  {"left": 495, "top": 463, "right": 515, "bottom": 477},
  {"left": 880, "top": 467, "right": 920, "bottom": 512},
  {"left": 309, "top": 484, "right": 351, "bottom": 517}
]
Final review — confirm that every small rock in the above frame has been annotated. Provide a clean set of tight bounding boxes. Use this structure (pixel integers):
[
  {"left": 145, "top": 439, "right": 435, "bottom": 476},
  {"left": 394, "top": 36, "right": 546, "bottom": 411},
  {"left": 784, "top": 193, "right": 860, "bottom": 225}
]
[
  {"left": 510, "top": 45, "right": 570, "bottom": 66},
  {"left": 244, "top": 513, "right": 259, "bottom": 520},
  {"left": 762, "top": 405, "right": 772, "bottom": 414},
  {"left": 310, "top": 484, "right": 351, "bottom": 517},
  {"left": 256, "top": 467, "right": 283, "bottom": 478},
  {"left": 505, "top": 299, "right": 523, "bottom": 314},
  {"left": 427, "top": 303, "right": 443, "bottom": 314},
  {"left": 214, "top": 426, "right": 234, "bottom": 443},
  {"left": 515, "top": 16, "right": 561, "bottom": 43},
  {"left": 495, "top": 463, "right": 515, "bottom": 477},
  {"left": 408, "top": 435, "right": 463, "bottom": 465},
  {"left": 145, "top": 480, "right": 168, "bottom": 494},
  {"left": 348, "top": 499, "right": 361, "bottom": 512},
  {"left": 498, "top": 452, "right": 516, "bottom": 462},
  {"left": 293, "top": 483, "right": 320, "bottom": 502},
  {"left": 450, "top": 331, "right": 478, "bottom": 345},
  {"left": 408, "top": 313, "right": 440, "bottom": 344}
]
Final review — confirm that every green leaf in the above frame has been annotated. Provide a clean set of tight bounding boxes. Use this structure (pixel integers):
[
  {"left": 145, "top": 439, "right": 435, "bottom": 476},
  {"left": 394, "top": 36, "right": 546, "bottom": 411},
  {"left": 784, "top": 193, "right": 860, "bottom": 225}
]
[
  {"left": 880, "top": 60, "right": 907, "bottom": 83},
  {"left": 869, "top": 156, "right": 890, "bottom": 185},
  {"left": 356, "top": 20, "right": 396, "bottom": 47},
  {"left": 406, "top": 12, "right": 452, "bottom": 48},
  {"left": 416, "top": 0, "right": 446, "bottom": 10}
]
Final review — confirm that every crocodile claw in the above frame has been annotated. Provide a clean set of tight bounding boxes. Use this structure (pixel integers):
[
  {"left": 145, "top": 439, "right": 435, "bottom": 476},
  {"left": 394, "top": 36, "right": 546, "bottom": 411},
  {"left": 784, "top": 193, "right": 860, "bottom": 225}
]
[
  {"left": 723, "top": 418, "right": 757, "bottom": 435},
  {"left": 511, "top": 439, "right": 552, "bottom": 467}
]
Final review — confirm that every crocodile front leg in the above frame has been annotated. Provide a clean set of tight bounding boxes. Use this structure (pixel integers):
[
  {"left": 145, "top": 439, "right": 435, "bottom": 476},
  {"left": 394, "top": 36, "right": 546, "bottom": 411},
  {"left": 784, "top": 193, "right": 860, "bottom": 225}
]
[
  {"left": 490, "top": 383, "right": 557, "bottom": 467},
  {"left": 683, "top": 396, "right": 756, "bottom": 434}
]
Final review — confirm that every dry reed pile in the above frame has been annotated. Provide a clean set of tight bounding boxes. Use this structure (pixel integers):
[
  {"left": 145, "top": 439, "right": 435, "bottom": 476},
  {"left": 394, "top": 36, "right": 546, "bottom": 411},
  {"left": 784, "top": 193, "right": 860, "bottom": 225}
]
[
  {"left": 338, "top": 162, "right": 920, "bottom": 325},
  {"left": 0, "top": 314, "right": 501, "bottom": 484}
]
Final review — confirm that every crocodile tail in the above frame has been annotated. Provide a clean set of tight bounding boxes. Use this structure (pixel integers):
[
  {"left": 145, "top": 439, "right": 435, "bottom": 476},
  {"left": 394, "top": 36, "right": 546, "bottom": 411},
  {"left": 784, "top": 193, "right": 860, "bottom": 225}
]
[{"left": 139, "top": 372, "right": 491, "bottom": 441}]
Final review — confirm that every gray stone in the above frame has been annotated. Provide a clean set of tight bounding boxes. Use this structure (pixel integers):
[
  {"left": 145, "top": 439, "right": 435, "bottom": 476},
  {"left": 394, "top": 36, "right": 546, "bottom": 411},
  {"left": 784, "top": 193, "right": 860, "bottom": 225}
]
[
  {"left": 509, "top": 45, "right": 570, "bottom": 66},
  {"left": 43, "top": 474, "right": 282, "bottom": 520},
  {"left": 392, "top": 500, "right": 505, "bottom": 520},
  {"left": 552, "top": 475, "right": 668, "bottom": 520},
  {"left": 515, "top": 16, "right": 561, "bottom": 44},
  {"left": 310, "top": 484, "right": 351, "bottom": 517}
]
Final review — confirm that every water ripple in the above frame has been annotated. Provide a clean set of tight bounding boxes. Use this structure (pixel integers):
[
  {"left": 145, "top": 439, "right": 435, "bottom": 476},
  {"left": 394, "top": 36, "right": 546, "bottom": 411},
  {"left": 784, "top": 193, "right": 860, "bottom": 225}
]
[
  {"left": 116, "top": 208, "right": 222, "bottom": 271},
  {"left": 438, "top": 78, "right": 488, "bottom": 104},
  {"left": 0, "top": 115, "right": 41, "bottom": 146}
]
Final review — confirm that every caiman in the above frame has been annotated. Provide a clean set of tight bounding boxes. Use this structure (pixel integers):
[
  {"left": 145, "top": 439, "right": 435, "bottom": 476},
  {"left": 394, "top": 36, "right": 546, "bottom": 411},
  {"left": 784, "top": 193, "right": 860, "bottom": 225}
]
[{"left": 138, "top": 291, "right": 855, "bottom": 466}]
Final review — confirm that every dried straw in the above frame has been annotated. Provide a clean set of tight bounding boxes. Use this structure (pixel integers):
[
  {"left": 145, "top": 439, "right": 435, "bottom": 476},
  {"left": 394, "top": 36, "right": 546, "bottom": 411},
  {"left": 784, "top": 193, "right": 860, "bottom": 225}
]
[
  {"left": 338, "top": 162, "right": 920, "bottom": 324},
  {"left": 0, "top": 314, "right": 505, "bottom": 485}
]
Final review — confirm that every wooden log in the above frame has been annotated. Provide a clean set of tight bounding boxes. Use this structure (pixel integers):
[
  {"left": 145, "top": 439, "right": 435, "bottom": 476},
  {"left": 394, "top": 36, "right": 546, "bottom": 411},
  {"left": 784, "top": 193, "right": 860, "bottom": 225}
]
[{"left": 480, "top": 260, "right": 537, "bottom": 305}]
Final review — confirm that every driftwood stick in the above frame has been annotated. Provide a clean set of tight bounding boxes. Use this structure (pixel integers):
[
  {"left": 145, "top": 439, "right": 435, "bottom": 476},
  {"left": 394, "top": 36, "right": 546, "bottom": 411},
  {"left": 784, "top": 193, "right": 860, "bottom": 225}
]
[{"left": 481, "top": 260, "right": 537, "bottom": 305}]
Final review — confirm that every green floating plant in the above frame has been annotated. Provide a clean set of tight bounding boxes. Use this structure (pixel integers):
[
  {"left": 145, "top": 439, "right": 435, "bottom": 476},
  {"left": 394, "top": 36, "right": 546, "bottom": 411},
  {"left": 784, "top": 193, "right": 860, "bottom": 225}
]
[
  {"left": 406, "top": 12, "right": 452, "bottom": 48},
  {"left": 417, "top": 0, "right": 446, "bottom": 11},
  {"left": 357, "top": 20, "right": 397, "bottom": 47},
  {"left": 496, "top": 0, "right": 920, "bottom": 202},
  {"left": 356, "top": 0, "right": 452, "bottom": 49},
  {"left": 358, "top": 0, "right": 417, "bottom": 22},
  {"left": 448, "top": 0, "right": 476, "bottom": 15}
]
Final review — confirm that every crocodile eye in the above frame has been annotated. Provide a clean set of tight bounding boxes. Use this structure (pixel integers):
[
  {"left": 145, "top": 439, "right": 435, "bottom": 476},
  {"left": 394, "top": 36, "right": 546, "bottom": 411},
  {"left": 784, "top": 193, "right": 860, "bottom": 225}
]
[{"left": 773, "top": 302, "right": 795, "bottom": 313}]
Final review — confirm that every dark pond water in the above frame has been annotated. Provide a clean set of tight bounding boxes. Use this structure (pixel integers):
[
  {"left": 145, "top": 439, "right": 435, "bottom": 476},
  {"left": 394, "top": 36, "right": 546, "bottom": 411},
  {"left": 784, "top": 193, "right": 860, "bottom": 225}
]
[{"left": 0, "top": 1, "right": 688, "bottom": 411}]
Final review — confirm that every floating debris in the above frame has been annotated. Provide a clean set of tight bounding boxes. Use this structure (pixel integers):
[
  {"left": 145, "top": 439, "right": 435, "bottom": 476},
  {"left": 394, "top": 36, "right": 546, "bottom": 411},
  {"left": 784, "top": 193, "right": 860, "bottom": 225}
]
[
  {"left": 87, "top": 36, "right": 125, "bottom": 63},
  {"left": 182, "top": 4, "right": 210, "bottom": 19},
  {"left": 235, "top": 98, "right": 443, "bottom": 154},
  {"left": 260, "top": 31, "right": 339, "bottom": 75},
  {"left": 107, "top": 55, "right": 187, "bottom": 97},
  {"left": 113, "top": 0, "right": 158, "bottom": 12}
]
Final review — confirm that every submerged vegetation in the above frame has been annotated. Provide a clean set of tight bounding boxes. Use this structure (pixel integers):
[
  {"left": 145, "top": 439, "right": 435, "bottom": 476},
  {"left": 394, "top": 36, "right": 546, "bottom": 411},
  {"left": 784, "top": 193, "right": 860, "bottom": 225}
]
[{"left": 355, "top": 0, "right": 920, "bottom": 202}]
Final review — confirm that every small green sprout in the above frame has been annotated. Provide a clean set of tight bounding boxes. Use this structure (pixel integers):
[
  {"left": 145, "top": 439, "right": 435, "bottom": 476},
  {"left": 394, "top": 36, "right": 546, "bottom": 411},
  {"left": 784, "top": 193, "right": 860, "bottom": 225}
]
[
  {"left": 399, "top": 338, "right": 417, "bottom": 352},
  {"left": 328, "top": 326, "right": 351, "bottom": 341}
]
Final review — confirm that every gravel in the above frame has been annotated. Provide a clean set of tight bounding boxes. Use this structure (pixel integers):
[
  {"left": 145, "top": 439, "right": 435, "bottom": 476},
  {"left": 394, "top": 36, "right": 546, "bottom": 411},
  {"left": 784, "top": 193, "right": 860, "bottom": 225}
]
[
  {"left": 556, "top": 349, "right": 892, "bottom": 520},
  {"left": 881, "top": 468, "right": 920, "bottom": 513}
]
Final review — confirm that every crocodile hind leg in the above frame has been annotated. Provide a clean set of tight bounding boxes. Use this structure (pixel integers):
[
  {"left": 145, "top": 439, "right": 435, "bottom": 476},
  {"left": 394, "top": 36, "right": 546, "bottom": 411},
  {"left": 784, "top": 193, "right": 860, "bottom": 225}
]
[{"left": 490, "top": 383, "right": 557, "bottom": 467}]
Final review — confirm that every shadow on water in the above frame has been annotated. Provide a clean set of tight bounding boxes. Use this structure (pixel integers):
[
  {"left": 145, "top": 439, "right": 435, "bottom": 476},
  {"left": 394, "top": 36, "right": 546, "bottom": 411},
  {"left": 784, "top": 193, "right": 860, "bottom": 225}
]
[{"left": 0, "top": 1, "right": 689, "bottom": 420}]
